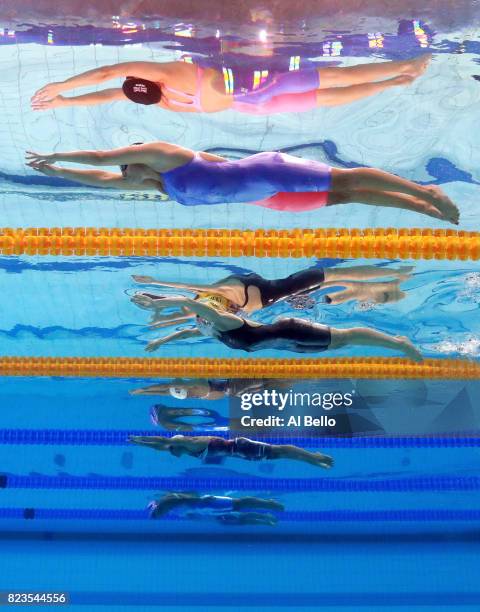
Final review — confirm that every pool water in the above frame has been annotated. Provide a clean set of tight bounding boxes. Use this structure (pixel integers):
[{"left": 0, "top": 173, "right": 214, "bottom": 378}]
[
  {"left": 0, "top": 6, "right": 480, "bottom": 609},
  {"left": 0, "top": 375, "right": 479, "bottom": 608},
  {"left": 0, "top": 255, "right": 478, "bottom": 360}
]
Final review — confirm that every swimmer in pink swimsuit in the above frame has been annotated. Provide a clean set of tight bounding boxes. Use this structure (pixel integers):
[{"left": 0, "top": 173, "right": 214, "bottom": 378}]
[
  {"left": 26, "top": 141, "right": 460, "bottom": 223},
  {"left": 31, "top": 55, "right": 432, "bottom": 115}
]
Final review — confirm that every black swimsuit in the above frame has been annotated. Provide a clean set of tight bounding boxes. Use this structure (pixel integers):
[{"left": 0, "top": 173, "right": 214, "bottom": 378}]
[
  {"left": 227, "top": 267, "right": 325, "bottom": 308},
  {"left": 187, "top": 437, "right": 274, "bottom": 461},
  {"left": 218, "top": 318, "right": 332, "bottom": 353}
]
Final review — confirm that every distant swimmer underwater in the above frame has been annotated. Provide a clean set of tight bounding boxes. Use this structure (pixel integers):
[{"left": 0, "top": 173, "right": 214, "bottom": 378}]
[
  {"left": 31, "top": 54, "right": 432, "bottom": 115},
  {"left": 130, "top": 378, "right": 290, "bottom": 400},
  {"left": 25, "top": 143, "right": 459, "bottom": 223},
  {"left": 148, "top": 492, "right": 284, "bottom": 526},
  {"left": 129, "top": 434, "right": 334, "bottom": 468}
]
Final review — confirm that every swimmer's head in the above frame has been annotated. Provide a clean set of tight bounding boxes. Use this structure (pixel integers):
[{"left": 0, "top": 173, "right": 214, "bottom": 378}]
[
  {"left": 122, "top": 77, "right": 162, "bottom": 105},
  {"left": 196, "top": 293, "right": 239, "bottom": 314},
  {"left": 170, "top": 386, "right": 188, "bottom": 400}
]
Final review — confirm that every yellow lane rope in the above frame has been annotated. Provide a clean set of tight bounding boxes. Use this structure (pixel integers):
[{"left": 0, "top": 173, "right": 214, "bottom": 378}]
[
  {"left": 0, "top": 228, "right": 478, "bottom": 259},
  {"left": 0, "top": 357, "right": 478, "bottom": 379}
]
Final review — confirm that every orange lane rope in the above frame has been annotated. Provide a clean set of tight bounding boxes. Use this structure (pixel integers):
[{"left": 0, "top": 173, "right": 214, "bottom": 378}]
[
  {"left": 0, "top": 357, "right": 478, "bottom": 379},
  {"left": 0, "top": 228, "right": 478, "bottom": 259}
]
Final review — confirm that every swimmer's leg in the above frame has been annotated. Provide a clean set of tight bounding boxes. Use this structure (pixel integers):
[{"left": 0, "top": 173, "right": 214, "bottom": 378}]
[
  {"left": 233, "top": 497, "right": 285, "bottom": 512},
  {"left": 244, "top": 75, "right": 414, "bottom": 114},
  {"left": 328, "top": 189, "right": 453, "bottom": 224},
  {"left": 324, "top": 265, "right": 414, "bottom": 283},
  {"left": 323, "top": 280, "right": 406, "bottom": 305},
  {"left": 314, "top": 75, "right": 414, "bottom": 107},
  {"left": 268, "top": 444, "right": 334, "bottom": 469},
  {"left": 329, "top": 327, "right": 423, "bottom": 361},
  {"left": 330, "top": 168, "right": 459, "bottom": 223},
  {"left": 317, "top": 54, "right": 432, "bottom": 88}
]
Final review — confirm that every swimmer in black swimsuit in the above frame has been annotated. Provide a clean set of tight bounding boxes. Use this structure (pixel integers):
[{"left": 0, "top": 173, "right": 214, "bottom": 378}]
[
  {"left": 129, "top": 434, "right": 334, "bottom": 468},
  {"left": 131, "top": 265, "right": 413, "bottom": 324},
  {"left": 141, "top": 295, "right": 422, "bottom": 361}
]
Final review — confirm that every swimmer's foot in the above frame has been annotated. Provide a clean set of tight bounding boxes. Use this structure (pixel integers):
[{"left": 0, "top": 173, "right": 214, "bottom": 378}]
[
  {"left": 395, "top": 336, "right": 423, "bottom": 362},
  {"left": 400, "top": 53, "right": 433, "bottom": 79},
  {"left": 261, "top": 499, "right": 285, "bottom": 512},
  {"left": 393, "top": 266, "right": 415, "bottom": 276},
  {"left": 425, "top": 185, "right": 460, "bottom": 225}
]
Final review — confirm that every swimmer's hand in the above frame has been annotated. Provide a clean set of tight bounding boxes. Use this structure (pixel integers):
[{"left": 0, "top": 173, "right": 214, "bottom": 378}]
[
  {"left": 132, "top": 275, "right": 156, "bottom": 284},
  {"left": 145, "top": 338, "right": 164, "bottom": 352},
  {"left": 128, "top": 435, "right": 152, "bottom": 446},
  {"left": 26, "top": 151, "right": 58, "bottom": 165},
  {"left": 31, "top": 82, "right": 64, "bottom": 103},
  {"left": 131, "top": 294, "right": 156, "bottom": 309},
  {"left": 26, "top": 161, "right": 58, "bottom": 176},
  {"left": 129, "top": 435, "right": 168, "bottom": 451},
  {"left": 31, "top": 95, "right": 65, "bottom": 111}
]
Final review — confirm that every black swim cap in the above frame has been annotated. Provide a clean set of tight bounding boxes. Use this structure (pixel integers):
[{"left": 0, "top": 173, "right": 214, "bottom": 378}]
[{"left": 122, "top": 77, "right": 162, "bottom": 105}]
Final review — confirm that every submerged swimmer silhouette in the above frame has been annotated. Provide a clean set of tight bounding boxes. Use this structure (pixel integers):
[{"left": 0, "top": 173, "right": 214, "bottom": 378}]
[
  {"left": 31, "top": 55, "right": 432, "bottom": 114},
  {"left": 148, "top": 492, "right": 283, "bottom": 526},
  {"left": 130, "top": 434, "right": 334, "bottom": 468},
  {"left": 25, "top": 144, "right": 459, "bottom": 223}
]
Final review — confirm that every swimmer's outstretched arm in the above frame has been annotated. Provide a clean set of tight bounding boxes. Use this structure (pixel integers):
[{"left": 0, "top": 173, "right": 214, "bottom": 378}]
[
  {"left": 26, "top": 161, "right": 147, "bottom": 190},
  {"left": 26, "top": 142, "right": 188, "bottom": 168},
  {"left": 32, "top": 88, "right": 126, "bottom": 110},
  {"left": 31, "top": 61, "right": 170, "bottom": 101},
  {"left": 129, "top": 379, "right": 208, "bottom": 396},
  {"left": 132, "top": 275, "right": 220, "bottom": 293},
  {"left": 129, "top": 435, "right": 171, "bottom": 450},
  {"left": 149, "top": 313, "right": 195, "bottom": 329},
  {"left": 143, "top": 296, "right": 242, "bottom": 331},
  {"left": 130, "top": 434, "right": 212, "bottom": 452},
  {"left": 146, "top": 328, "right": 202, "bottom": 352},
  {"left": 129, "top": 383, "right": 173, "bottom": 395}
]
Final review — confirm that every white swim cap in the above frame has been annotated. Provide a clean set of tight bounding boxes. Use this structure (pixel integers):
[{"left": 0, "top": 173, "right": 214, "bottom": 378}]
[{"left": 169, "top": 386, "right": 188, "bottom": 400}]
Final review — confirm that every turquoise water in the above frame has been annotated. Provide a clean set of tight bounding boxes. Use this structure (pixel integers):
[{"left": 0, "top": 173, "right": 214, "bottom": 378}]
[{"left": 0, "top": 255, "right": 479, "bottom": 359}]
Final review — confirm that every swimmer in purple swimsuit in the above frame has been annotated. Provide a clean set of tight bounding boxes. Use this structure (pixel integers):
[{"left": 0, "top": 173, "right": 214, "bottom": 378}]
[
  {"left": 26, "top": 142, "right": 459, "bottom": 222},
  {"left": 129, "top": 434, "right": 334, "bottom": 468},
  {"left": 31, "top": 55, "right": 432, "bottom": 114},
  {"left": 138, "top": 294, "right": 422, "bottom": 361},
  {"left": 148, "top": 492, "right": 283, "bottom": 526}
]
